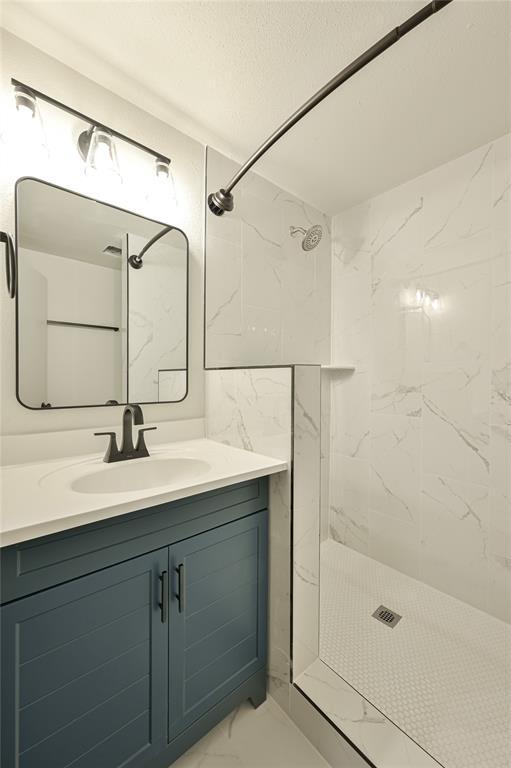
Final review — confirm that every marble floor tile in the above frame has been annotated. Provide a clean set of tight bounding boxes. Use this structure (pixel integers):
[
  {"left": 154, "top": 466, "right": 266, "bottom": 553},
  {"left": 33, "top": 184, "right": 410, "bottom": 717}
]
[{"left": 171, "top": 698, "right": 329, "bottom": 768}]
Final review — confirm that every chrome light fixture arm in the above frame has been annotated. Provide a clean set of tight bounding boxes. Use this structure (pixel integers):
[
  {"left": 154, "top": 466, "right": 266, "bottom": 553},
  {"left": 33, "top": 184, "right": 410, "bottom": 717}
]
[{"left": 208, "top": 0, "right": 453, "bottom": 216}]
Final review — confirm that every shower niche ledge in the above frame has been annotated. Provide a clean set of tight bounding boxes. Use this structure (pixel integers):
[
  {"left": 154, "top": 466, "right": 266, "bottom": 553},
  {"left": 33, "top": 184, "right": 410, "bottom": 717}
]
[{"left": 320, "top": 364, "right": 356, "bottom": 372}]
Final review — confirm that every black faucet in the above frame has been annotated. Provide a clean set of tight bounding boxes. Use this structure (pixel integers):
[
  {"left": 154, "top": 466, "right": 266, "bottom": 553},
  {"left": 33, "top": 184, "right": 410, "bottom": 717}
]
[{"left": 94, "top": 404, "right": 157, "bottom": 463}]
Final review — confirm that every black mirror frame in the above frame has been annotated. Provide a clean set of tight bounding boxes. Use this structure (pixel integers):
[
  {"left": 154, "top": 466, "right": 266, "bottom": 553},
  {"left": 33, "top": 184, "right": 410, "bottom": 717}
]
[{"left": 15, "top": 176, "right": 189, "bottom": 411}]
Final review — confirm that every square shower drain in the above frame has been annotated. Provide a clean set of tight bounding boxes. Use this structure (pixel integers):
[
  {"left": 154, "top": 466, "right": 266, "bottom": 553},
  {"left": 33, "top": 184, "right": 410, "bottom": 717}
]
[{"left": 372, "top": 605, "right": 402, "bottom": 628}]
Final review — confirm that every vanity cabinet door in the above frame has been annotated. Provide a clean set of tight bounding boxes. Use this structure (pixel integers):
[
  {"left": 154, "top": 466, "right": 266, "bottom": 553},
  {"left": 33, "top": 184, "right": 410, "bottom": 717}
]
[
  {"left": 168, "top": 510, "right": 267, "bottom": 741},
  {"left": 1, "top": 549, "right": 168, "bottom": 768}
]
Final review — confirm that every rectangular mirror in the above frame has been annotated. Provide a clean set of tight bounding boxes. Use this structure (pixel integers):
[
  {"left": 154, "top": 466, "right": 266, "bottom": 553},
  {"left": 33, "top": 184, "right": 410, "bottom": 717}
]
[{"left": 15, "top": 178, "right": 188, "bottom": 409}]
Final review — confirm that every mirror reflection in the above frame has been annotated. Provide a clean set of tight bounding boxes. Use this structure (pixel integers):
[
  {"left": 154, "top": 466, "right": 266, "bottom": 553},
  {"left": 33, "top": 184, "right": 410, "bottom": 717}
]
[{"left": 16, "top": 178, "right": 188, "bottom": 409}]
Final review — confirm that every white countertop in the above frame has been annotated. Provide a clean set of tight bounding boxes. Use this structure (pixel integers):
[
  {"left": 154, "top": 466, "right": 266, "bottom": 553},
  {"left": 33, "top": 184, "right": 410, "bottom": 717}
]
[{"left": 0, "top": 438, "right": 288, "bottom": 546}]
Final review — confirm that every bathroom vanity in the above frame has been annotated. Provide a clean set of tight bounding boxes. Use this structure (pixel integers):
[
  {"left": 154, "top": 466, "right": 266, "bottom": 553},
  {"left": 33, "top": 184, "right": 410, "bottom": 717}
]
[
  {"left": 0, "top": 440, "right": 286, "bottom": 768},
  {"left": 1, "top": 153, "right": 289, "bottom": 767},
  {"left": 0, "top": 91, "right": 293, "bottom": 768}
]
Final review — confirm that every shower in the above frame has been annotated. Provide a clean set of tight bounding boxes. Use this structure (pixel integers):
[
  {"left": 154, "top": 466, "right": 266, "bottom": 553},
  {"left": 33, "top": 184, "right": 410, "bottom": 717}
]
[{"left": 289, "top": 224, "right": 323, "bottom": 251}]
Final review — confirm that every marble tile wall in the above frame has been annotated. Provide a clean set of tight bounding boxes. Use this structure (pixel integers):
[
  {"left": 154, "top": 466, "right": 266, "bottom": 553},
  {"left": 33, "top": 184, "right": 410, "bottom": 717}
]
[
  {"left": 293, "top": 366, "right": 321, "bottom": 678},
  {"left": 329, "top": 133, "right": 511, "bottom": 622},
  {"left": 205, "top": 367, "right": 293, "bottom": 712},
  {"left": 205, "top": 148, "right": 331, "bottom": 368},
  {"left": 128, "top": 234, "right": 187, "bottom": 403}
]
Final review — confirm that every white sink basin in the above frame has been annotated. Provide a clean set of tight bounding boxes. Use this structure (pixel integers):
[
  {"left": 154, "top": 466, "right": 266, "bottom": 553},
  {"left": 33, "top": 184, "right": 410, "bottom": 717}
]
[
  {"left": 70, "top": 457, "right": 211, "bottom": 494},
  {"left": 2, "top": 438, "right": 288, "bottom": 546}
]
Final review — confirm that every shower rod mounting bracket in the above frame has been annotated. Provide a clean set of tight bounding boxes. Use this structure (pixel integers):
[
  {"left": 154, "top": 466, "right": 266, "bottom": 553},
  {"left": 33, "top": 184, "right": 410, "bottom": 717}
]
[
  {"left": 207, "top": 0, "right": 453, "bottom": 216},
  {"left": 128, "top": 224, "right": 174, "bottom": 269}
]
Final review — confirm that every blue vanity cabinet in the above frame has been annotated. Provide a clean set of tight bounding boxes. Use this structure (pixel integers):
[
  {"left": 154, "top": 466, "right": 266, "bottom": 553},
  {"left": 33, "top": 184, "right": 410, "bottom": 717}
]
[
  {"left": 168, "top": 511, "right": 267, "bottom": 741},
  {"left": 0, "top": 479, "right": 270, "bottom": 768},
  {"left": 0, "top": 548, "right": 168, "bottom": 768}
]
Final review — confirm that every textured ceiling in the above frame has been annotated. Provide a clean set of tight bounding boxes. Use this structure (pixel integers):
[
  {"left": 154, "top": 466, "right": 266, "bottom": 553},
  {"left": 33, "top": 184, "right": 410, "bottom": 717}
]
[{"left": 2, "top": 0, "right": 510, "bottom": 213}]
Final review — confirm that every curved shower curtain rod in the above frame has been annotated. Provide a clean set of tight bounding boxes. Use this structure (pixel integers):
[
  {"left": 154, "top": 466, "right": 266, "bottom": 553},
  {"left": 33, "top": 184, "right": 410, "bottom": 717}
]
[{"left": 208, "top": 0, "right": 454, "bottom": 216}]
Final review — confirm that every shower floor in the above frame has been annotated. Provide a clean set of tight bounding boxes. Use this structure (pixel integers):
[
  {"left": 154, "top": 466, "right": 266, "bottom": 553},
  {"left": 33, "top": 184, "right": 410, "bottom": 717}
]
[{"left": 319, "top": 540, "right": 511, "bottom": 768}]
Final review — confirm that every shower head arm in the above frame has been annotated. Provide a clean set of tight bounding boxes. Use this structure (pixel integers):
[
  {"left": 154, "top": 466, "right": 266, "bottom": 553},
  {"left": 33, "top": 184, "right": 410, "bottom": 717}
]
[
  {"left": 289, "top": 226, "right": 307, "bottom": 238},
  {"left": 208, "top": 0, "right": 453, "bottom": 216}
]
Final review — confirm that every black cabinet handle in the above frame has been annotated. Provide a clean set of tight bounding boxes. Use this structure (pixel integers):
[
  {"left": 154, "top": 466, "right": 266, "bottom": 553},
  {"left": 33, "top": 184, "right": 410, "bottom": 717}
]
[
  {"left": 1, "top": 231, "right": 16, "bottom": 299},
  {"left": 175, "top": 564, "right": 185, "bottom": 614},
  {"left": 159, "top": 570, "right": 168, "bottom": 624}
]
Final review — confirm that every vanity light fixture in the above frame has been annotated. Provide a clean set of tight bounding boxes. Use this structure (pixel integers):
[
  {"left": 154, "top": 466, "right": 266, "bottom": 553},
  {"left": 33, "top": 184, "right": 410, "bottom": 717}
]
[
  {"left": 78, "top": 126, "right": 121, "bottom": 180},
  {"left": 10, "top": 78, "right": 173, "bottom": 193}
]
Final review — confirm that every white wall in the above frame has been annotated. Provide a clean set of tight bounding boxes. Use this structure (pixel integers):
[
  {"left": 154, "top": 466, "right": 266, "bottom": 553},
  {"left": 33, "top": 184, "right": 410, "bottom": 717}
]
[
  {"left": 20, "top": 248, "right": 122, "bottom": 407},
  {"left": 328, "top": 133, "right": 511, "bottom": 623},
  {"left": 17, "top": 262, "right": 47, "bottom": 407},
  {"left": 0, "top": 30, "right": 204, "bottom": 435}
]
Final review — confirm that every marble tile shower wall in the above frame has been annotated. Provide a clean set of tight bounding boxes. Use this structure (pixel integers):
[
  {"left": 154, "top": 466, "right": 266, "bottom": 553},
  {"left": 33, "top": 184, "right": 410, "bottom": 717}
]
[
  {"left": 205, "top": 368, "right": 293, "bottom": 712},
  {"left": 293, "top": 366, "right": 321, "bottom": 679},
  {"left": 205, "top": 148, "right": 330, "bottom": 367},
  {"left": 329, "top": 133, "right": 511, "bottom": 622}
]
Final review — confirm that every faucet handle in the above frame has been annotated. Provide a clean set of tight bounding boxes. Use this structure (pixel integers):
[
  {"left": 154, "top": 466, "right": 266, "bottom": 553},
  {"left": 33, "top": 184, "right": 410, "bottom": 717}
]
[
  {"left": 135, "top": 426, "right": 157, "bottom": 458},
  {"left": 94, "top": 431, "right": 120, "bottom": 463}
]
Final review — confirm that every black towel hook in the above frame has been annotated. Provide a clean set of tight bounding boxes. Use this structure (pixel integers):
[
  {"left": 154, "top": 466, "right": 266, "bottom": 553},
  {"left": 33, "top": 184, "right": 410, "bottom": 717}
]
[{"left": 1, "top": 231, "right": 16, "bottom": 299}]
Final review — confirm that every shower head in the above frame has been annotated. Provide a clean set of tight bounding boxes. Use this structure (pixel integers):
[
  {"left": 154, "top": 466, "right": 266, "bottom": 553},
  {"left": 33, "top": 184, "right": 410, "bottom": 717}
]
[{"left": 289, "top": 224, "right": 323, "bottom": 251}]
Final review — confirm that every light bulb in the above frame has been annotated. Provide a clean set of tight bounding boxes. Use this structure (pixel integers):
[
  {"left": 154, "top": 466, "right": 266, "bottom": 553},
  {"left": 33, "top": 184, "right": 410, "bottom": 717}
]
[
  {"left": 146, "top": 157, "right": 177, "bottom": 216},
  {"left": 93, "top": 139, "right": 113, "bottom": 172},
  {"left": 156, "top": 159, "right": 169, "bottom": 180},
  {"left": 16, "top": 103, "right": 35, "bottom": 125},
  {"left": 11, "top": 84, "right": 48, "bottom": 160},
  {"left": 78, "top": 126, "right": 121, "bottom": 181}
]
